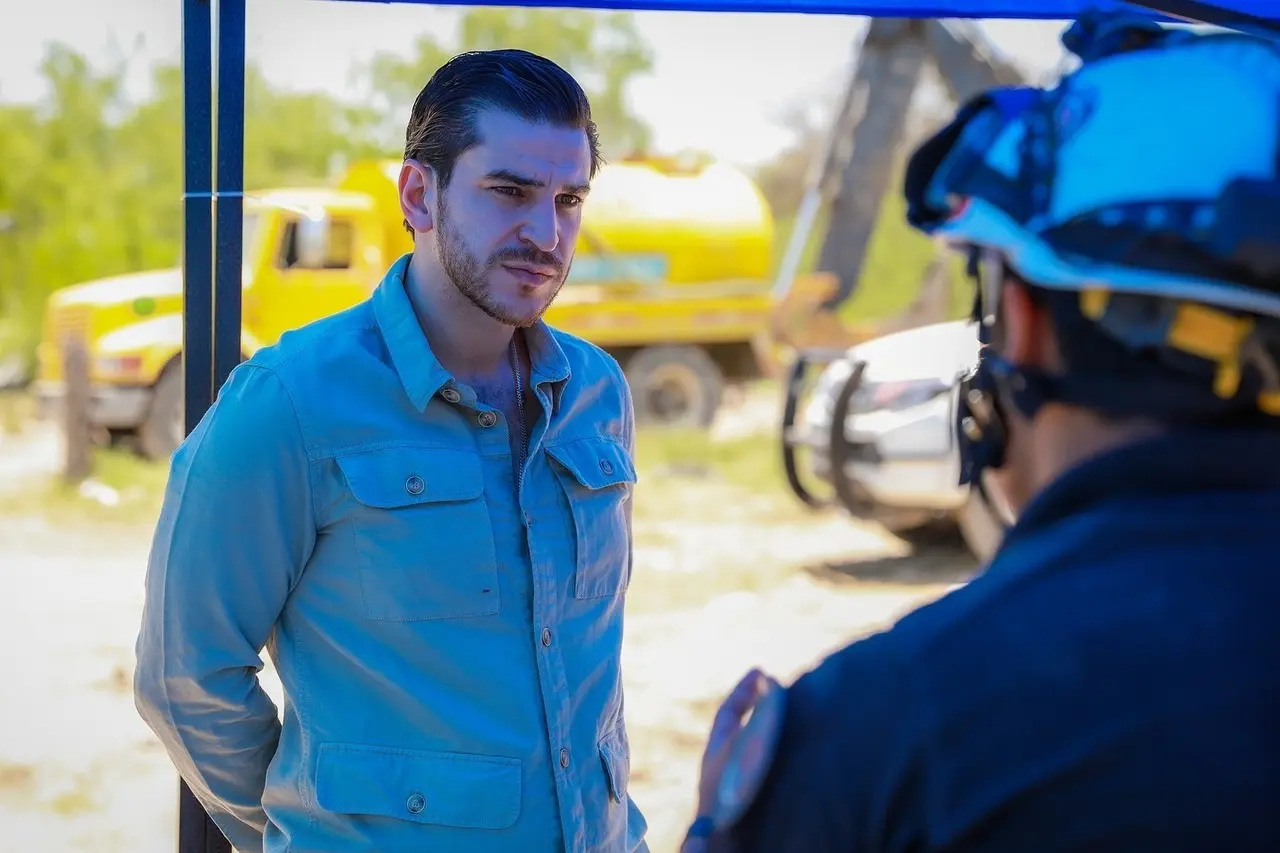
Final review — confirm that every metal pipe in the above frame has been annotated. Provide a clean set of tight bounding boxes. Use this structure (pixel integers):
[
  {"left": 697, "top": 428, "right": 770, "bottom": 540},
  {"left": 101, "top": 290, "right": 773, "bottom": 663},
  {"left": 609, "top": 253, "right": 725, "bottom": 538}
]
[
  {"left": 214, "top": 0, "right": 247, "bottom": 392},
  {"left": 181, "top": 0, "right": 214, "bottom": 437},
  {"left": 178, "top": 0, "right": 233, "bottom": 851}
]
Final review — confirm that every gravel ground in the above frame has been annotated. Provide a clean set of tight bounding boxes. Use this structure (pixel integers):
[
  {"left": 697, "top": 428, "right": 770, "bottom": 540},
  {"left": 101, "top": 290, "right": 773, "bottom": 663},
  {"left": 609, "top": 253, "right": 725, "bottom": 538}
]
[{"left": 0, "top": 396, "right": 975, "bottom": 853}]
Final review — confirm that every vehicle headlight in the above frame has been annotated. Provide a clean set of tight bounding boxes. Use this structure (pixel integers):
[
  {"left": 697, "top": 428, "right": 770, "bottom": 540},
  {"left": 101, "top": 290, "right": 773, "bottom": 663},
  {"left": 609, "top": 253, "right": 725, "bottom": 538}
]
[
  {"left": 95, "top": 354, "right": 145, "bottom": 377},
  {"left": 853, "top": 377, "right": 952, "bottom": 412}
]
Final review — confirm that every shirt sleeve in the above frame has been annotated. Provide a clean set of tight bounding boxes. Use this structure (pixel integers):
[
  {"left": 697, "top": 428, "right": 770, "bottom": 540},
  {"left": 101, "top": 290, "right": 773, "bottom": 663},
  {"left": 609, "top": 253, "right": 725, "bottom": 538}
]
[
  {"left": 706, "top": 630, "right": 926, "bottom": 853},
  {"left": 133, "top": 363, "right": 316, "bottom": 853}
]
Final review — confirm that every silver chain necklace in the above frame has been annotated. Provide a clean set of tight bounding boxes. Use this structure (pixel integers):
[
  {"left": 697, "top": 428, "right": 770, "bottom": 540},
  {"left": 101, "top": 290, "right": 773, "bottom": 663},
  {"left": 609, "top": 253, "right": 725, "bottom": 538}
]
[{"left": 509, "top": 336, "right": 527, "bottom": 493}]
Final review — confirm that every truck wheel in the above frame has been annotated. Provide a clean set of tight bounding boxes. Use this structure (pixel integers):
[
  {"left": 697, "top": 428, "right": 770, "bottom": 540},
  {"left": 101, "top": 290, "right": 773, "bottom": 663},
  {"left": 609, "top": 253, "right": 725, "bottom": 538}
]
[
  {"left": 957, "top": 486, "right": 1005, "bottom": 565},
  {"left": 137, "top": 364, "right": 184, "bottom": 462},
  {"left": 106, "top": 428, "right": 136, "bottom": 451},
  {"left": 624, "top": 345, "right": 724, "bottom": 428}
]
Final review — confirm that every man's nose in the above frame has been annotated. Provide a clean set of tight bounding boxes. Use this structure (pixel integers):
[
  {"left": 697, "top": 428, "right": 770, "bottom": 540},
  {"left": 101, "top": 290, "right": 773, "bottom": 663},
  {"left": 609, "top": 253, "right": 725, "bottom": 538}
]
[{"left": 519, "top": 200, "right": 560, "bottom": 254}]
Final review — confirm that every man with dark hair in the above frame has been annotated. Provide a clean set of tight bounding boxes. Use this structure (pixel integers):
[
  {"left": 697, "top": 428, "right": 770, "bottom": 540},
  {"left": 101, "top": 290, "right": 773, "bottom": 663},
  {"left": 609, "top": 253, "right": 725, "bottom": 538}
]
[
  {"left": 681, "top": 11, "right": 1280, "bottom": 853},
  {"left": 135, "top": 49, "right": 648, "bottom": 853}
]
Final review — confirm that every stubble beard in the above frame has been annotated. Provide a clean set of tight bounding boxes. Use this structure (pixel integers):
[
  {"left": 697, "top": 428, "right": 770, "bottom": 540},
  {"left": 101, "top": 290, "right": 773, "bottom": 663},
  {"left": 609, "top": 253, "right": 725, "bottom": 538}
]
[{"left": 436, "top": 194, "right": 568, "bottom": 329}]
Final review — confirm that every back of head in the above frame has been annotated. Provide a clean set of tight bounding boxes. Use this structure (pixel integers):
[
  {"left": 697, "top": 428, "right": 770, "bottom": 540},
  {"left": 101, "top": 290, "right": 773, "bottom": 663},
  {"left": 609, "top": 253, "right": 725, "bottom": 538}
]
[
  {"left": 400, "top": 49, "right": 602, "bottom": 231},
  {"left": 903, "top": 10, "right": 1280, "bottom": 489}
]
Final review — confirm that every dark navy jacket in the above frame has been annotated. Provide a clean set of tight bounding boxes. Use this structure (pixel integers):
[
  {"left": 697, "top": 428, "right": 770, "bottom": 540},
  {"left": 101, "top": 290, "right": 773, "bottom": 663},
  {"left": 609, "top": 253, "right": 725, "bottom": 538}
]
[{"left": 708, "top": 428, "right": 1280, "bottom": 853}]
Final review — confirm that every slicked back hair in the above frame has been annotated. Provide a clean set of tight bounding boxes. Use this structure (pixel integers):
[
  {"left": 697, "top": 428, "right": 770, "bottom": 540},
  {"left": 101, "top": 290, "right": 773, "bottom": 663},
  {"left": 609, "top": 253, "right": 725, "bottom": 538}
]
[{"left": 401, "top": 48, "right": 602, "bottom": 234}]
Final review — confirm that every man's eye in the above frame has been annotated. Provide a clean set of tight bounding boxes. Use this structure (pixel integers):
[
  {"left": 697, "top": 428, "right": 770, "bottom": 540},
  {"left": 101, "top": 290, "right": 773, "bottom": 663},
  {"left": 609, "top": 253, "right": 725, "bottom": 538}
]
[
  {"left": 556, "top": 194, "right": 582, "bottom": 207},
  {"left": 492, "top": 186, "right": 521, "bottom": 198}
]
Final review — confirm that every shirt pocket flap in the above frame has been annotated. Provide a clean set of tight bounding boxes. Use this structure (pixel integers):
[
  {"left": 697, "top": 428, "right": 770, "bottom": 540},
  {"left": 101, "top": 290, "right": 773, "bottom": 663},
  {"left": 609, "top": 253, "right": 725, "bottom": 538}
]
[
  {"left": 336, "top": 447, "right": 485, "bottom": 508},
  {"left": 545, "top": 438, "right": 637, "bottom": 491},
  {"left": 598, "top": 725, "right": 630, "bottom": 804},
  {"left": 315, "top": 743, "right": 522, "bottom": 829}
]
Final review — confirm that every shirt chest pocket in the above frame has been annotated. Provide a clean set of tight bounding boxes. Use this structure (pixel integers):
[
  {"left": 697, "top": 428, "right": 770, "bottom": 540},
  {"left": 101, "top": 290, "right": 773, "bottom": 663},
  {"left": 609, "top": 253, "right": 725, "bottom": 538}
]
[
  {"left": 545, "top": 437, "right": 638, "bottom": 600},
  {"left": 336, "top": 447, "right": 500, "bottom": 622}
]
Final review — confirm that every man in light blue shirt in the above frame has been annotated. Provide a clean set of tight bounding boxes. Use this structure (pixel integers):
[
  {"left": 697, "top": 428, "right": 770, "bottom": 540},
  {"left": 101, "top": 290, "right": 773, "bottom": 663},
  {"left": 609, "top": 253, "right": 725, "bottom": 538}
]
[{"left": 134, "top": 49, "right": 647, "bottom": 853}]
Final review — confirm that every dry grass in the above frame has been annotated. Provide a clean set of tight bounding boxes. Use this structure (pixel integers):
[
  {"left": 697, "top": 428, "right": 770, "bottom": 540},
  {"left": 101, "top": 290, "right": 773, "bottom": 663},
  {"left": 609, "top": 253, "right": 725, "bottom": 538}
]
[
  {"left": 0, "top": 387, "right": 799, "bottom": 530},
  {"left": 0, "top": 390, "right": 34, "bottom": 436},
  {"left": 0, "top": 762, "right": 35, "bottom": 795},
  {"left": 0, "top": 444, "right": 170, "bottom": 527}
]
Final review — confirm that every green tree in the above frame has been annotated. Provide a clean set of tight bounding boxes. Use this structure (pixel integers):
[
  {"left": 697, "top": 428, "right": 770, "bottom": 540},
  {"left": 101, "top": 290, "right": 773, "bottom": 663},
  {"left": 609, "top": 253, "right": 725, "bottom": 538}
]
[
  {"left": 362, "top": 8, "right": 654, "bottom": 158},
  {"left": 0, "top": 43, "right": 398, "bottom": 368},
  {"left": 0, "top": 44, "right": 137, "bottom": 360},
  {"left": 754, "top": 91, "right": 964, "bottom": 324},
  {"left": 0, "top": 103, "right": 44, "bottom": 357},
  {"left": 243, "top": 66, "right": 388, "bottom": 189}
]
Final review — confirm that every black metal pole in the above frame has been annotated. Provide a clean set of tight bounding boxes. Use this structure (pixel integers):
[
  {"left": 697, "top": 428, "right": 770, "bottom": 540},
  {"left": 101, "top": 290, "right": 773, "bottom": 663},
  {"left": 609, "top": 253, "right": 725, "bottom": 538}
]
[
  {"left": 179, "top": 0, "right": 232, "bottom": 851},
  {"left": 214, "top": 0, "right": 247, "bottom": 392},
  {"left": 182, "top": 0, "right": 214, "bottom": 438}
]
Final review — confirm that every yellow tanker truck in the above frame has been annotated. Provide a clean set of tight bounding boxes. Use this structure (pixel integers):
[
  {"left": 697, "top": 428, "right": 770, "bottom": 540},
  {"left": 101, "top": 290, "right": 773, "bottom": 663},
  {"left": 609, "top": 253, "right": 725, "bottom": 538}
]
[{"left": 33, "top": 158, "right": 779, "bottom": 459}]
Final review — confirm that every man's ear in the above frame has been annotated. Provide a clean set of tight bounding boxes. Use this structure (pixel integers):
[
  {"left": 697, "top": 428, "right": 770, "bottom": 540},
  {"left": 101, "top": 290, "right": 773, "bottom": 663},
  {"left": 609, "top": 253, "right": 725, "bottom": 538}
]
[
  {"left": 398, "top": 160, "right": 435, "bottom": 234},
  {"left": 999, "top": 277, "right": 1058, "bottom": 371}
]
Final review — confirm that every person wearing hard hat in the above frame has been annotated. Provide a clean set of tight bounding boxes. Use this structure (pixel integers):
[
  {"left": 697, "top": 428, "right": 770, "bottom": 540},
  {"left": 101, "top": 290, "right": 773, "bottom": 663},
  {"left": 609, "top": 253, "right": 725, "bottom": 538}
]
[{"left": 682, "top": 11, "right": 1280, "bottom": 853}]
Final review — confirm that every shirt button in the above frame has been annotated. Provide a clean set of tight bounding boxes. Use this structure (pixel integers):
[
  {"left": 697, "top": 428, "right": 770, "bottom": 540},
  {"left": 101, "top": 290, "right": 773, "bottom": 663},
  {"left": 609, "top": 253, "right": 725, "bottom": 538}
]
[
  {"left": 599, "top": 458, "right": 614, "bottom": 475},
  {"left": 405, "top": 475, "right": 425, "bottom": 496},
  {"left": 406, "top": 792, "right": 426, "bottom": 814},
  {"left": 541, "top": 627, "right": 553, "bottom": 647},
  {"left": 559, "top": 748, "right": 570, "bottom": 768},
  {"left": 441, "top": 388, "right": 461, "bottom": 404},
  {"left": 477, "top": 410, "right": 498, "bottom": 428}
]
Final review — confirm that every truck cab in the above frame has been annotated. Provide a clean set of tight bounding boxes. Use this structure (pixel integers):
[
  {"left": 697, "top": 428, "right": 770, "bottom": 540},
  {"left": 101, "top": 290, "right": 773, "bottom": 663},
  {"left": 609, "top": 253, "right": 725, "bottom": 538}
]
[{"left": 34, "top": 188, "right": 392, "bottom": 458}]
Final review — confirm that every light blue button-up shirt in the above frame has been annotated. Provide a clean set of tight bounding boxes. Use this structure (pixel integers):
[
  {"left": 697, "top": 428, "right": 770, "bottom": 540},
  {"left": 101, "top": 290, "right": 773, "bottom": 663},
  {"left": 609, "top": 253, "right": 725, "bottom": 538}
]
[{"left": 134, "top": 254, "right": 648, "bottom": 853}]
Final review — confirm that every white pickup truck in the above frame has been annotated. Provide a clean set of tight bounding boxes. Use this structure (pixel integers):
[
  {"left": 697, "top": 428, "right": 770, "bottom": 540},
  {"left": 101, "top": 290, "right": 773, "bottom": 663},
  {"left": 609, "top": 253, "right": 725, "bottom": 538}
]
[{"left": 782, "top": 319, "right": 1006, "bottom": 562}]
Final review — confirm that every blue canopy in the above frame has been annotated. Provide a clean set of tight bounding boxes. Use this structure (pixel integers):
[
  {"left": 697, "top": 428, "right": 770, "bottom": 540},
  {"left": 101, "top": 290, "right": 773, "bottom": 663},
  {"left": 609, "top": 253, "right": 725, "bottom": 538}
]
[{"left": 328, "top": 0, "right": 1278, "bottom": 21}]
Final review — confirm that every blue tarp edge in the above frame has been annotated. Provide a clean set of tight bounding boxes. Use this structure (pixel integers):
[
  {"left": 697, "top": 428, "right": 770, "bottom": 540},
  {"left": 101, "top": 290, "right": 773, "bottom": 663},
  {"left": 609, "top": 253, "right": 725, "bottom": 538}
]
[{"left": 311, "top": 0, "right": 1278, "bottom": 21}]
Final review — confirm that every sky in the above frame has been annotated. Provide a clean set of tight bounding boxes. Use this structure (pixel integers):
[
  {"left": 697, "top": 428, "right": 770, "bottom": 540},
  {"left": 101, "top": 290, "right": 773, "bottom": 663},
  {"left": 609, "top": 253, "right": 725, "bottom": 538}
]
[{"left": 0, "top": 0, "right": 1071, "bottom": 166}]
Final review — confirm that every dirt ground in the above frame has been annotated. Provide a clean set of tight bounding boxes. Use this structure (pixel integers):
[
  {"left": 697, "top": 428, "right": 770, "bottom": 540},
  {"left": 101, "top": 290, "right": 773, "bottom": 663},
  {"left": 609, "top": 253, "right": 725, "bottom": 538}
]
[{"left": 0, "top": 390, "right": 977, "bottom": 853}]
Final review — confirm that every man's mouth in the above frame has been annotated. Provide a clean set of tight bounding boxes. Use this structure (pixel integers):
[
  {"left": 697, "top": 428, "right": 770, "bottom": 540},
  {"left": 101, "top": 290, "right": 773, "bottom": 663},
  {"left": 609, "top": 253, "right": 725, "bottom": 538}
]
[{"left": 501, "top": 263, "right": 557, "bottom": 285}]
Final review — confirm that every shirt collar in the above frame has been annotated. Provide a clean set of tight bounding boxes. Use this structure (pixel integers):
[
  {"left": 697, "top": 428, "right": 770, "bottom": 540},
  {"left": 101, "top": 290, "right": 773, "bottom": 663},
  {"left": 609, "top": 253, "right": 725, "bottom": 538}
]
[
  {"left": 524, "top": 316, "right": 573, "bottom": 415},
  {"left": 373, "top": 253, "right": 572, "bottom": 413},
  {"left": 1004, "top": 425, "right": 1280, "bottom": 545}
]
